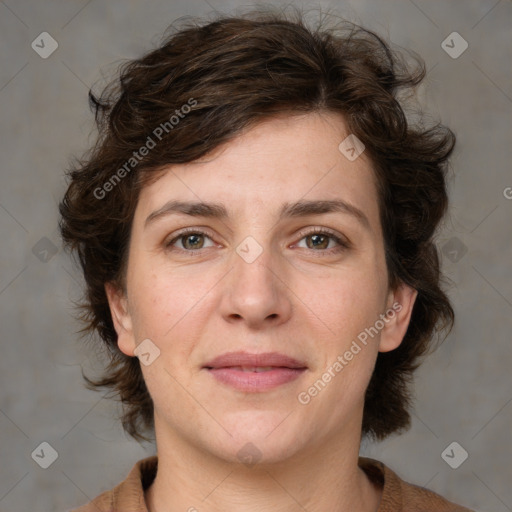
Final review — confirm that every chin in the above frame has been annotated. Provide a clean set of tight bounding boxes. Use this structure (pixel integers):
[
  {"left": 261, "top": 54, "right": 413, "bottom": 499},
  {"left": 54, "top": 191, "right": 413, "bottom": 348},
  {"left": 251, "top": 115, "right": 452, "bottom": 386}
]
[
  {"left": 214, "top": 437, "right": 305, "bottom": 467},
  {"left": 211, "top": 411, "right": 309, "bottom": 465}
]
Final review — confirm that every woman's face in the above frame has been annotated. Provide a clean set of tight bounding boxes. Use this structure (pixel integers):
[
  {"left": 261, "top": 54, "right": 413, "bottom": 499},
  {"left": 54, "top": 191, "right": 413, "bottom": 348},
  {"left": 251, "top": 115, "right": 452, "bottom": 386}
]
[{"left": 107, "top": 112, "right": 416, "bottom": 464}]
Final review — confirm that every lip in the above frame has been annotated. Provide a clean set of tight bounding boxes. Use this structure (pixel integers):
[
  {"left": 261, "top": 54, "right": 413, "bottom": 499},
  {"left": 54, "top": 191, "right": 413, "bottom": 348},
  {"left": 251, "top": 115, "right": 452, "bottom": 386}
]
[
  {"left": 203, "top": 351, "right": 308, "bottom": 393},
  {"left": 203, "top": 351, "right": 307, "bottom": 370}
]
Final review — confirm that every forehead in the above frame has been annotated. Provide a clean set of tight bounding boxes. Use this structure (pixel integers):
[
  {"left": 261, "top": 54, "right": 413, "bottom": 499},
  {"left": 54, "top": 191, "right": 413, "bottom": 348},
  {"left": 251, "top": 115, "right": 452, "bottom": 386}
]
[{"left": 135, "top": 112, "right": 381, "bottom": 234}]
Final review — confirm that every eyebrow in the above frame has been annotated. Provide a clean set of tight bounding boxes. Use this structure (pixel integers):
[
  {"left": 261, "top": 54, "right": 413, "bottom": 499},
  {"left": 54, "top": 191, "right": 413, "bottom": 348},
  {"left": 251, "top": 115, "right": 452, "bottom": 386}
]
[{"left": 144, "top": 199, "right": 371, "bottom": 231}]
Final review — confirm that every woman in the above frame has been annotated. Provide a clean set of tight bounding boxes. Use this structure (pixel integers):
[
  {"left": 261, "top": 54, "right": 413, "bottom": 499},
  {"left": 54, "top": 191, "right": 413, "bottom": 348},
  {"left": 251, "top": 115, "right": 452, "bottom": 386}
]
[{"left": 60, "top": 8, "right": 474, "bottom": 511}]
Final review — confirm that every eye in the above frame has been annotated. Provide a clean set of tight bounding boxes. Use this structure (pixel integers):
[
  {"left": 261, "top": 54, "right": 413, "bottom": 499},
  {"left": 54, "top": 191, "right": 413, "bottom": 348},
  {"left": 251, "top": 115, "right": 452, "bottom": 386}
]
[
  {"left": 165, "top": 229, "right": 215, "bottom": 252},
  {"left": 294, "top": 228, "right": 350, "bottom": 254},
  {"left": 164, "top": 227, "right": 350, "bottom": 255}
]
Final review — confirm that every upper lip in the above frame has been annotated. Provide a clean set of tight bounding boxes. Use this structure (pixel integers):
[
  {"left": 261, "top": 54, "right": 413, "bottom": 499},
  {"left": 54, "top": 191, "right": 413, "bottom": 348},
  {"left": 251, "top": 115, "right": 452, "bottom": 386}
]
[{"left": 203, "top": 351, "right": 307, "bottom": 369}]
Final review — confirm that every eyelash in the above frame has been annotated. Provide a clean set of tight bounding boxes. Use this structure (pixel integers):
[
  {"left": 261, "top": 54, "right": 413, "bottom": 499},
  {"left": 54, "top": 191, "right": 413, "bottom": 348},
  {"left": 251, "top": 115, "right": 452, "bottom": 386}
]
[{"left": 164, "top": 227, "right": 350, "bottom": 256}]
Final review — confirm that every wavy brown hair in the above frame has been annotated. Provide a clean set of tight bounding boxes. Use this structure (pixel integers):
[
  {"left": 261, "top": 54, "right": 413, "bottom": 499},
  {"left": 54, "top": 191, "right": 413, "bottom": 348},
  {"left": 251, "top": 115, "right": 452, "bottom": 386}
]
[{"left": 59, "top": 7, "right": 455, "bottom": 442}]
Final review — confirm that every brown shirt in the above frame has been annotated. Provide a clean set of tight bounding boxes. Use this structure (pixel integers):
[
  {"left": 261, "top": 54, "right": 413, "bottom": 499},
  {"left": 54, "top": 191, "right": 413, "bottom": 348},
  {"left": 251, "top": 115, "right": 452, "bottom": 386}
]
[{"left": 71, "top": 456, "right": 474, "bottom": 512}]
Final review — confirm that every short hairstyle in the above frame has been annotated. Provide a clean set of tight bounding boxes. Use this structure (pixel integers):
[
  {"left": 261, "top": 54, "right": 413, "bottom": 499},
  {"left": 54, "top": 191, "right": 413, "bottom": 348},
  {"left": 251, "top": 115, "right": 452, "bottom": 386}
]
[{"left": 59, "top": 7, "right": 455, "bottom": 442}]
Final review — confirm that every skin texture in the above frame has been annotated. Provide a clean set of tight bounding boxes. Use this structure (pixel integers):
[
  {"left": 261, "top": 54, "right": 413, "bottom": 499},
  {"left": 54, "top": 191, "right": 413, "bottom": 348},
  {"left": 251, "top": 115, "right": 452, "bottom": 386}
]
[{"left": 106, "top": 112, "right": 417, "bottom": 512}]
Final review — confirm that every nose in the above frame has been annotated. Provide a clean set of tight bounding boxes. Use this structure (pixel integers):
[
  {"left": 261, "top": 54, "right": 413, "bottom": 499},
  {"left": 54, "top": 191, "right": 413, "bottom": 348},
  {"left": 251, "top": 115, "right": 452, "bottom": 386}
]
[{"left": 218, "top": 240, "right": 293, "bottom": 330}]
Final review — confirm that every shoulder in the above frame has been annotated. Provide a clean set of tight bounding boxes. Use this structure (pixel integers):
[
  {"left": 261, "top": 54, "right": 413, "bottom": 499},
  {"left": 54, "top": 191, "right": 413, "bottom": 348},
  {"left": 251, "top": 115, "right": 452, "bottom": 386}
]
[
  {"left": 69, "top": 456, "right": 158, "bottom": 512},
  {"left": 359, "top": 457, "right": 475, "bottom": 512},
  {"left": 70, "top": 491, "right": 113, "bottom": 512}
]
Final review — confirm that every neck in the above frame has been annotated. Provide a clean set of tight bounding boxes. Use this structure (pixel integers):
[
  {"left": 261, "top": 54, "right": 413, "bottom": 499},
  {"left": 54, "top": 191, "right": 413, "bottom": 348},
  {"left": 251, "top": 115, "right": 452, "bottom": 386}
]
[{"left": 145, "top": 418, "right": 381, "bottom": 512}]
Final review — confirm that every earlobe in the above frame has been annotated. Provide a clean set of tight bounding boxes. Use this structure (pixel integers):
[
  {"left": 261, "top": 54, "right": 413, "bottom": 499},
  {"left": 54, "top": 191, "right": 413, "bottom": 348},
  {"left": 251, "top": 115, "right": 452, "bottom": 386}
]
[
  {"left": 104, "top": 282, "right": 136, "bottom": 357},
  {"left": 378, "top": 282, "right": 418, "bottom": 353}
]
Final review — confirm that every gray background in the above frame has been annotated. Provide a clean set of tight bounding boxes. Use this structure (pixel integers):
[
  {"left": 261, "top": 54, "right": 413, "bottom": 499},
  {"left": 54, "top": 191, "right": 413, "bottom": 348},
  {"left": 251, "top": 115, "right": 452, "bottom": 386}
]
[{"left": 0, "top": 0, "right": 511, "bottom": 511}]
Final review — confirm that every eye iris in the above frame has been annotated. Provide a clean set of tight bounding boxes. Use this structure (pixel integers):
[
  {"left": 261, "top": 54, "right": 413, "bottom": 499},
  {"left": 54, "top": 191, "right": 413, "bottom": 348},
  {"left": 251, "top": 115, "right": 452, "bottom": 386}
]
[
  {"left": 307, "top": 233, "right": 329, "bottom": 249},
  {"left": 183, "top": 234, "right": 204, "bottom": 249}
]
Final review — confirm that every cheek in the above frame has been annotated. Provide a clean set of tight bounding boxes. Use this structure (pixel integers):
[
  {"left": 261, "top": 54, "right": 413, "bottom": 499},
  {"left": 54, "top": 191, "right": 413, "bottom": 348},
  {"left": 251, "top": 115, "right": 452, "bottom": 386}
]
[
  {"left": 293, "top": 264, "right": 386, "bottom": 344},
  {"left": 128, "top": 265, "right": 216, "bottom": 360},
  {"left": 131, "top": 280, "right": 173, "bottom": 338}
]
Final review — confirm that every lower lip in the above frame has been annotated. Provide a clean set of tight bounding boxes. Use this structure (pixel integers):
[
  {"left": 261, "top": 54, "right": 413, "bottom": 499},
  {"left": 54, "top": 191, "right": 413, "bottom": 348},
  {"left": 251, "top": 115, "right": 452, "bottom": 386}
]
[{"left": 206, "top": 367, "right": 306, "bottom": 392}]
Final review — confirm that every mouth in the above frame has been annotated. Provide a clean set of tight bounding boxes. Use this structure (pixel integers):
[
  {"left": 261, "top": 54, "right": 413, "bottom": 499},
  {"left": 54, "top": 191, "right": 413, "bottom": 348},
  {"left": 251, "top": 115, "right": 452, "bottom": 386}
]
[{"left": 203, "top": 351, "right": 308, "bottom": 392}]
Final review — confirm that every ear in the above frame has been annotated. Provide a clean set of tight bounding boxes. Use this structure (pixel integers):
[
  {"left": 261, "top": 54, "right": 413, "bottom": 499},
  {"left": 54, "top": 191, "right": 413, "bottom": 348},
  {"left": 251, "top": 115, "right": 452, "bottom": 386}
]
[
  {"left": 378, "top": 282, "right": 418, "bottom": 353},
  {"left": 104, "top": 282, "right": 136, "bottom": 357}
]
